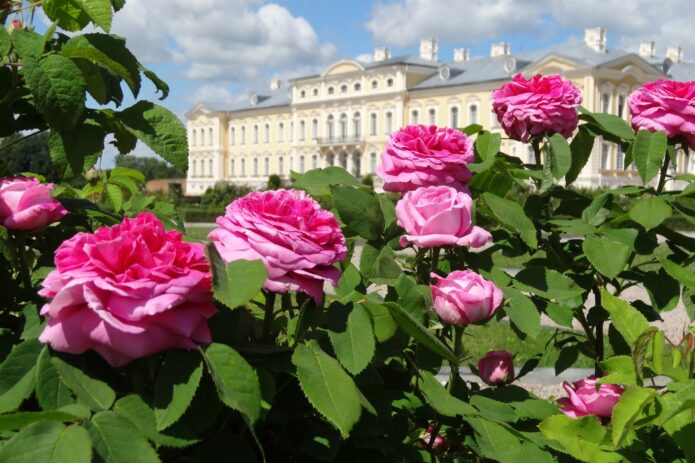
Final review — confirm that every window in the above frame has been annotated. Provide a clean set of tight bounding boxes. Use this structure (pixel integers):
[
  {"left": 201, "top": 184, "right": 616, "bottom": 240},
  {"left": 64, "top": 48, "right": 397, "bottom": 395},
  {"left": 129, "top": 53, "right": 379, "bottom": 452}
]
[
  {"left": 231, "top": 159, "right": 235, "bottom": 177},
  {"left": 386, "top": 78, "right": 394, "bottom": 87},
  {"left": 370, "top": 152, "right": 377, "bottom": 173},
  {"left": 340, "top": 113, "right": 347, "bottom": 138},
  {"left": 353, "top": 154, "right": 361, "bottom": 176},
  {"left": 340, "top": 154, "right": 347, "bottom": 169},
  {"left": 278, "top": 156, "right": 284, "bottom": 175},
  {"left": 371, "top": 79, "right": 378, "bottom": 90},
  {"left": 230, "top": 127, "right": 235, "bottom": 145},
  {"left": 253, "top": 158, "right": 258, "bottom": 176},
  {"left": 684, "top": 152, "right": 691, "bottom": 173},
  {"left": 241, "top": 126, "right": 246, "bottom": 145},
  {"left": 601, "top": 142, "right": 611, "bottom": 170},
  {"left": 192, "top": 129, "right": 197, "bottom": 146},
  {"left": 327, "top": 115, "right": 334, "bottom": 139},
  {"left": 411, "top": 110, "right": 419, "bottom": 125},
  {"left": 312, "top": 154, "right": 318, "bottom": 169},
  {"left": 299, "top": 155, "right": 305, "bottom": 173},
  {"left": 264, "top": 157, "right": 269, "bottom": 176},
  {"left": 601, "top": 93, "right": 610, "bottom": 113},
  {"left": 370, "top": 113, "right": 377, "bottom": 136},
  {"left": 354, "top": 82, "right": 361, "bottom": 91},
  {"left": 209, "top": 128, "right": 213, "bottom": 146},
  {"left": 353, "top": 112, "right": 361, "bottom": 138},
  {"left": 253, "top": 125, "right": 259, "bottom": 144},
  {"left": 618, "top": 94, "right": 626, "bottom": 118},
  {"left": 208, "top": 159, "right": 213, "bottom": 176},
  {"left": 300, "top": 90, "right": 306, "bottom": 98},
  {"left": 491, "top": 110, "right": 500, "bottom": 128},
  {"left": 450, "top": 106, "right": 459, "bottom": 128},
  {"left": 469, "top": 104, "right": 479, "bottom": 125},
  {"left": 616, "top": 146, "right": 625, "bottom": 170},
  {"left": 264, "top": 124, "right": 270, "bottom": 143},
  {"left": 326, "top": 153, "right": 335, "bottom": 167},
  {"left": 312, "top": 119, "right": 318, "bottom": 139},
  {"left": 299, "top": 120, "right": 306, "bottom": 141},
  {"left": 278, "top": 122, "right": 284, "bottom": 142},
  {"left": 340, "top": 84, "right": 347, "bottom": 94},
  {"left": 241, "top": 158, "right": 246, "bottom": 176},
  {"left": 312, "top": 88, "right": 318, "bottom": 97},
  {"left": 327, "top": 86, "right": 334, "bottom": 95},
  {"left": 428, "top": 108, "right": 436, "bottom": 125},
  {"left": 290, "top": 121, "right": 294, "bottom": 142},
  {"left": 385, "top": 111, "right": 393, "bottom": 134},
  {"left": 192, "top": 160, "right": 197, "bottom": 177}
]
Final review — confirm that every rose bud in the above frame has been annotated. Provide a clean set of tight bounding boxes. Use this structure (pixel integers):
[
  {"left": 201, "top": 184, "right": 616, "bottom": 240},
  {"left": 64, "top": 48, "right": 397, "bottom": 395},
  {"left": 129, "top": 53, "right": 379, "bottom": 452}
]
[
  {"left": 477, "top": 350, "right": 515, "bottom": 385},
  {"left": 0, "top": 177, "right": 67, "bottom": 231},
  {"left": 556, "top": 375, "right": 624, "bottom": 419},
  {"left": 430, "top": 270, "right": 503, "bottom": 326}
]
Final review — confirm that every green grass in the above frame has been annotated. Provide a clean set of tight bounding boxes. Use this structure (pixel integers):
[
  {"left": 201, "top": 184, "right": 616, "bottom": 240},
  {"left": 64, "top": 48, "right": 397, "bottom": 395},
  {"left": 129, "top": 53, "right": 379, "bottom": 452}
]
[{"left": 184, "top": 226, "right": 215, "bottom": 242}]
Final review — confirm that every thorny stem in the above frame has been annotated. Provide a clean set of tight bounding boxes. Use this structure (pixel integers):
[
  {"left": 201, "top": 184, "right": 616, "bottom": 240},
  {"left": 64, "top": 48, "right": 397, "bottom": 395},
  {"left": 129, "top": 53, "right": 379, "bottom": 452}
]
[
  {"left": 656, "top": 150, "right": 671, "bottom": 194},
  {"left": 592, "top": 286, "right": 605, "bottom": 376},
  {"left": 430, "top": 247, "right": 440, "bottom": 276},
  {"left": 12, "top": 232, "right": 33, "bottom": 294}
]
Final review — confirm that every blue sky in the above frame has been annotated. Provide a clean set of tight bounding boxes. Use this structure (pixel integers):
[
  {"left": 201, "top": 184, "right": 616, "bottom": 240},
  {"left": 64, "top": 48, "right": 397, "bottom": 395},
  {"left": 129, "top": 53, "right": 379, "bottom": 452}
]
[{"left": 74, "top": 0, "right": 692, "bottom": 165}]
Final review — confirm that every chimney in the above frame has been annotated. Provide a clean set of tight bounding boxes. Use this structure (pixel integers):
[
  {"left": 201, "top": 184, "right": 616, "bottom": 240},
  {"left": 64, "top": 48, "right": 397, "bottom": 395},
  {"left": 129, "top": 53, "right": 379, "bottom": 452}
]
[
  {"left": 639, "top": 40, "right": 656, "bottom": 59},
  {"left": 270, "top": 78, "right": 282, "bottom": 91},
  {"left": 585, "top": 27, "right": 607, "bottom": 53},
  {"left": 666, "top": 45, "right": 684, "bottom": 63},
  {"left": 453, "top": 48, "right": 470, "bottom": 62},
  {"left": 490, "top": 42, "right": 510, "bottom": 58},
  {"left": 373, "top": 47, "right": 391, "bottom": 62},
  {"left": 420, "top": 37, "right": 438, "bottom": 61}
]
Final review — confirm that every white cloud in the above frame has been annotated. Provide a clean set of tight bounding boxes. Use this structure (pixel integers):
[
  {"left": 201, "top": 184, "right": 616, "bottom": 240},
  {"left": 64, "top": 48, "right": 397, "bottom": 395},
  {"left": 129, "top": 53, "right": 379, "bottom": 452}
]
[
  {"left": 186, "top": 84, "right": 246, "bottom": 106},
  {"left": 112, "top": 0, "right": 336, "bottom": 83}
]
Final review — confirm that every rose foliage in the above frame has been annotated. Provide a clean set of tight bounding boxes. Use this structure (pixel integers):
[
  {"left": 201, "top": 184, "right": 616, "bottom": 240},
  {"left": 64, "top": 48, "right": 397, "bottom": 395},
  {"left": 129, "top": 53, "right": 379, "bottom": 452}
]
[{"left": 0, "top": 2, "right": 693, "bottom": 462}]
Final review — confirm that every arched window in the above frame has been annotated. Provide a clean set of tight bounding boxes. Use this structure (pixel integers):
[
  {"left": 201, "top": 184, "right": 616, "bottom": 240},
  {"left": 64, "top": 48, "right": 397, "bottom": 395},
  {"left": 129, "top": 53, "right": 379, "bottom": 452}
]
[
  {"left": 371, "top": 79, "right": 378, "bottom": 89},
  {"left": 192, "top": 129, "right": 197, "bottom": 146},
  {"left": 326, "top": 153, "right": 334, "bottom": 167},
  {"left": 353, "top": 112, "right": 361, "bottom": 138},
  {"left": 299, "top": 155, "right": 305, "bottom": 173},
  {"left": 312, "top": 119, "right": 318, "bottom": 139},
  {"left": 231, "top": 158, "right": 235, "bottom": 177},
  {"left": 290, "top": 121, "right": 294, "bottom": 142},
  {"left": 370, "top": 152, "right": 377, "bottom": 173},
  {"left": 240, "top": 126, "right": 246, "bottom": 145},
  {"left": 601, "top": 93, "right": 611, "bottom": 113},
  {"left": 230, "top": 127, "right": 235, "bottom": 145},
  {"left": 278, "top": 156, "right": 284, "bottom": 175},
  {"left": 192, "top": 159, "right": 197, "bottom": 177},
  {"left": 300, "top": 89, "right": 306, "bottom": 98},
  {"left": 327, "top": 115, "right": 334, "bottom": 139},
  {"left": 208, "top": 159, "right": 213, "bottom": 176},
  {"left": 312, "top": 88, "right": 318, "bottom": 97},
  {"left": 264, "top": 124, "right": 270, "bottom": 143},
  {"left": 241, "top": 158, "right": 246, "bottom": 176},
  {"left": 264, "top": 157, "right": 269, "bottom": 176},
  {"left": 253, "top": 158, "right": 259, "bottom": 176},
  {"left": 411, "top": 109, "right": 419, "bottom": 125},
  {"left": 617, "top": 94, "right": 626, "bottom": 118},
  {"left": 428, "top": 108, "right": 436, "bottom": 125},
  {"left": 327, "top": 86, "right": 334, "bottom": 95},
  {"left": 386, "top": 78, "right": 394, "bottom": 87},
  {"left": 340, "top": 84, "right": 348, "bottom": 94},
  {"left": 353, "top": 154, "right": 361, "bottom": 176},
  {"left": 278, "top": 122, "right": 284, "bottom": 142},
  {"left": 354, "top": 82, "right": 361, "bottom": 91},
  {"left": 208, "top": 128, "right": 213, "bottom": 145},
  {"left": 339, "top": 113, "right": 347, "bottom": 138},
  {"left": 370, "top": 113, "right": 377, "bottom": 136},
  {"left": 312, "top": 154, "right": 318, "bottom": 169},
  {"left": 385, "top": 111, "right": 393, "bottom": 134},
  {"left": 601, "top": 143, "right": 611, "bottom": 170},
  {"left": 450, "top": 106, "right": 459, "bottom": 128},
  {"left": 253, "top": 125, "right": 259, "bottom": 144},
  {"left": 468, "top": 104, "right": 478, "bottom": 125},
  {"left": 299, "top": 120, "right": 306, "bottom": 141}
]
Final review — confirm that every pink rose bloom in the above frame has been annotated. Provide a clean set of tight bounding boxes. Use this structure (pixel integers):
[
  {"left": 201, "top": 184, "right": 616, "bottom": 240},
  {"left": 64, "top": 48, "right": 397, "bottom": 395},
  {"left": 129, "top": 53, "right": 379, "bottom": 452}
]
[
  {"left": 209, "top": 189, "right": 346, "bottom": 303},
  {"left": 492, "top": 73, "right": 582, "bottom": 143},
  {"left": 395, "top": 185, "right": 491, "bottom": 248},
  {"left": 0, "top": 177, "right": 67, "bottom": 231},
  {"left": 628, "top": 79, "right": 695, "bottom": 150},
  {"left": 377, "top": 124, "right": 474, "bottom": 192},
  {"left": 556, "top": 375, "right": 624, "bottom": 419},
  {"left": 477, "top": 350, "right": 515, "bottom": 386},
  {"left": 419, "top": 425, "right": 457, "bottom": 453},
  {"left": 430, "top": 270, "right": 503, "bottom": 326},
  {"left": 38, "top": 212, "right": 217, "bottom": 367}
]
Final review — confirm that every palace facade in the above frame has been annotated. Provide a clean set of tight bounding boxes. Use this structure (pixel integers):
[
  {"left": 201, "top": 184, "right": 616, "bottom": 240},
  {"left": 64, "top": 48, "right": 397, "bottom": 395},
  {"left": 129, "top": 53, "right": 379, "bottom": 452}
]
[{"left": 185, "top": 28, "right": 695, "bottom": 195}]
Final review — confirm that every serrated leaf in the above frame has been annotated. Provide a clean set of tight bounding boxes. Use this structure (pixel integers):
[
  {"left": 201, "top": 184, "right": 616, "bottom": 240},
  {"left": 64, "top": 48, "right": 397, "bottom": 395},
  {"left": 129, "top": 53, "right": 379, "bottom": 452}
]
[
  {"left": 35, "top": 348, "right": 75, "bottom": 410},
  {"left": 629, "top": 196, "right": 672, "bottom": 230},
  {"left": 540, "top": 414, "right": 621, "bottom": 463},
  {"left": 51, "top": 356, "right": 115, "bottom": 411},
  {"left": 566, "top": 126, "right": 595, "bottom": 184},
  {"left": 23, "top": 55, "right": 86, "bottom": 131},
  {"left": 583, "top": 236, "right": 630, "bottom": 279},
  {"left": 153, "top": 350, "right": 203, "bottom": 430},
  {"left": 0, "top": 405, "right": 90, "bottom": 432},
  {"left": 468, "top": 417, "right": 525, "bottom": 463},
  {"left": 547, "top": 133, "right": 571, "bottom": 179},
  {"left": 333, "top": 186, "right": 383, "bottom": 241},
  {"left": 598, "top": 355, "right": 637, "bottom": 386},
  {"left": 11, "top": 28, "right": 44, "bottom": 59},
  {"left": 117, "top": 101, "right": 188, "bottom": 170},
  {"left": 361, "top": 301, "right": 397, "bottom": 342},
  {"left": 483, "top": 192, "right": 537, "bottom": 248},
  {"left": 202, "top": 343, "right": 261, "bottom": 424},
  {"left": 43, "top": 0, "right": 92, "bottom": 31},
  {"left": 86, "top": 411, "right": 159, "bottom": 463},
  {"left": 292, "top": 340, "right": 361, "bottom": 439},
  {"left": 659, "top": 256, "right": 695, "bottom": 289},
  {"left": 632, "top": 129, "right": 667, "bottom": 184},
  {"left": 79, "top": 0, "right": 113, "bottom": 31},
  {"left": 601, "top": 289, "right": 650, "bottom": 346},
  {"left": 611, "top": 385, "right": 656, "bottom": 446},
  {"left": 111, "top": 166, "right": 146, "bottom": 184},
  {"left": 292, "top": 167, "right": 359, "bottom": 196},
  {"left": 327, "top": 302, "right": 375, "bottom": 375},
  {"left": 0, "top": 339, "right": 43, "bottom": 413},
  {"left": 502, "top": 287, "right": 541, "bottom": 338},
  {"left": 419, "top": 370, "right": 476, "bottom": 417},
  {"left": 105, "top": 183, "right": 123, "bottom": 211},
  {"left": 470, "top": 131, "right": 500, "bottom": 172},
  {"left": 48, "top": 123, "right": 104, "bottom": 177},
  {"left": 0, "top": 421, "right": 91, "bottom": 463},
  {"left": 62, "top": 33, "right": 140, "bottom": 96},
  {"left": 0, "top": 24, "right": 10, "bottom": 57},
  {"left": 114, "top": 395, "right": 197, "bottom": 448},
  {"left": 206, "top": 243, "right": 267, "bottom": 309},
  {"left": 141, "top": 67, "right": 169, "bottom": 100},
  {"left": 579, "top": 112, "right": 635, "bottom": 141}
]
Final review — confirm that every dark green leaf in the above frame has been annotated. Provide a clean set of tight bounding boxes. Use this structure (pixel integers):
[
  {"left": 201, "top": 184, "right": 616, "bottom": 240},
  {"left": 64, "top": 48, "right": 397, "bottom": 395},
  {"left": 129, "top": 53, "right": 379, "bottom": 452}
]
[
  {"left": 142, "top": 67, "right": 169, "bottom": 100},
  {"left": 35, "top": 348, "right": 75, "bottom": 410},
  {"left": 292, "top": 167, "right": 359, "bottom": 196},
  {"left": 79, "top": 0, "right": 113, "bottom": 31},
  {"left": 0, "top": 421, "right": 91, "bottom": 463},
  {"left": 632, "top": 129, "right": 667, "bottom": 184},
  {"left": 566, "top": 126, "right": 595, "bottom": 184},
  {"left": 0, "top": 405, "right": 90, "bottom": 432},
  {"left": 114, "top": 395, "right": 196, "bottom": 448},
  {"left": 0, "top": 24, "right": 10, "bottom": 57},
  {"left": 460, "top": 123, "right": 483, "bottom": 136},
  {"left": 153, "top": 350, "right": 203, "bottom": 430},
  {"left": 11, "top": 29, "right": 45, "bottom": 59},
  {"left": 43, "top": 0, "right": 92, "bottom": 31},
  {"left": 629, "top": 196, "right": 672, "bottom": 230},
  {"left": 579, "top": 112, "right": 635, "bottom": 141},
  {"left": 361, "top": 301, "right": 397, "bottom": 342},
  {"left": 547, "top": 133, "right": 571, "bottom": 179},
  {"left": 483, "top": 192, "right": 537, "bottom": 248},
  {"left": 470, "top": 131, "right": 500, "bottom": 172},
  {"left": 206, "top": 243, "right": 267, "bottom": 309},
  {"left": 468, "top": 417, "right": 525, "bottom": 463},
  {"left": 51, "top": 356, "right": 115, "bottom": 411},
  {"left": 583, "top": 236, "right": 630, "bottom": 279},
  {"left": 598, "top": 355, "right": 637, "bottom": 386},
  {"left": 327, "top": 302, "right": 375, "bottom": 375},
  {"left": 87, "top": 411, "right": 159, "bottom": 463},
  {"left": 601, "top": 289, "right": 650, "bottom": 346},
  {"left": 0, "top": 339, "right": 43, "bottom": 413},
  {"left": 502, "top": 287, "right": 541, "bottom": 338},
  {"left": 611, "top": 385, "right": 656, "bottom": 446},
  {"left": 419, "top": 370, "right": 476, "bottom": 417},
  {"left": 333, "top": 186, "right": 383, "bottom": 241},
  {"left": 48, "top": 122, "right": 104, "bottom": 176}
]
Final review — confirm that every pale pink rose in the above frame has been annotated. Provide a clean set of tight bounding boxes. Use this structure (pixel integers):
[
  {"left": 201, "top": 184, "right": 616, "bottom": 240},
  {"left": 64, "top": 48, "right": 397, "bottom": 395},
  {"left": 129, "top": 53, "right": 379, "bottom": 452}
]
[
  {"left": 430, "top": 270, "right": 503, "bottom": 326},
  {"left": 209, "top": 189, "right": 346, "bottom": 303},
  {"left": 477, "top": 350, "right": 515, "bottom": 386},
  {"left": 377, "top": 124, "right": 474, "bottom": 193},
  {"left": 556, "top": 376, "right": 624, "bottom": 419},
  {"left": 38, "top": 212, "right": 217, "bottom": 367},
  {"left": 0, "top": 177, "right": 67, "bottom": 231},
  {"left": 492, "top": 73, "right": 582, "bottom": 143},
  {"left": 395, "top": 185, "right": 491, "bottom": 248},
  {"left": 629, "top": 79, "right": 695, "bottom": 149}
]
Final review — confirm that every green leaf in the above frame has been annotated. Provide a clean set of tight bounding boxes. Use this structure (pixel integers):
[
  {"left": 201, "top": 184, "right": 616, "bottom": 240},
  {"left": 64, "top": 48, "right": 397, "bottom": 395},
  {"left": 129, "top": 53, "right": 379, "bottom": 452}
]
[
  {"left": 35, "top": 348, "right": 75, "bottom": 410},
  {"left": 206, "top": 244, "right": 267, "bottom": 309},
  {"left": 141, "top": 67, "right": 170, "bottom": 100},
  {"left": 327, "top": 302, "right": 375, "bottom": 375},
  {"left": 361, "top": 301, "right": 397, "bottom": 343},
  {"left": 0, "top": 405, "right": 90, "bottom": 432},
  {"left": 86, "top": 411, "right": 159, "bottom": 463},
  {"left": 0, "top": 24, "right": 10, "bottom": 57},
  {"left": 51, "top": 356, "right": 115, "bottom": 411},
  {"left": 383, "top": 302, "right": 458, "bottom": 364},
  {"left": 600, "top": 289, "right": 650, "bottom": 346},
  {"left": 629, "top": 196, "right": 672, "bottom": 230},
  {"left": 611, "top": 385, "right": 656, "bottom": 446},
  {"left": 0, "top": 339, "right": 43, "bottom": 413},
  {"left": 632, "top": 129, "right": 667, "bottom": 184},
  {"left": 470, "top": 131, "right": 500, "bottom": 172},
  {"left": 292, "top": 340, "right": 362, "bottom": 439},
  {"left": 333, "top": 186, "right": 383, "bottom": 241},
  {"left": 514, "top": 268, "right": 585, "bottom": 301},
  {"left": 547, "top": 133, "right": 571, "bottom": 179},
  {"left": 460, "top": 123, "right": 483, "bottom": 136},
  {"left": 114, "top": 395, "right": 196, "bottom": 448},
  {"left": 11, "top": 29, "right": 45, "bottom": 59},
  {"left": 579, "top": 112, "right": 635, "bottom": 141},
  {"left": 292, "top": 167, "right": 359, "bottom": 196},
  {"left": 78, "top": 0, "right": 113, "bottom": 31},
  {"left": 419, "top": 370, "right": 476, "bottom": 417},
  {"left": 48, "top": 123, "right": 105, "bottom": 176},
  {"left": 598, "top": 355, "right": 637, "bottom": 386},
  {"left": 566, "top": 126, "right": 595, "bottom": 184},
  {"left": 467, "top": 417, "right": 525, "bottom": 463},
  {"left": 583, "top": 236, "right": 631, "bottom": 279},
  {"left": 540, "top": 414, "right": 621, "bottom": 463},
  {"left": 502, "top": 287, "right": 541, "bottom": 338},
  {"left": 336, "top": 264, "right": 361, "bottom": 298},
  {"left": 105, "top": 183, "right": 123, "bottom": 212},
  {"left": 62, "top": 34, "right": 140, "bottom": 96},
  {"left": 23, "top": 55, "right": 86, "bottom": 131},
  {"left": 117, "top": 101, "right": 189, "bottom": 170},
  {"left": 483, "top": 192, "right": 537, "bottom": 248},
  {"left": 201, "top": 343, "right": 261, "bottom": 424},
  {"left": 659, "top": 256, "right": 695, "bottom": 289},
  {"left": 153, "top": 350, "right": 203, "bottom": 430},
  {"left": 43, "top": 0, "right": 92, "bottom": 31},
  {"left": 0, "top": 421, "right": 91, "bottom": 463}
]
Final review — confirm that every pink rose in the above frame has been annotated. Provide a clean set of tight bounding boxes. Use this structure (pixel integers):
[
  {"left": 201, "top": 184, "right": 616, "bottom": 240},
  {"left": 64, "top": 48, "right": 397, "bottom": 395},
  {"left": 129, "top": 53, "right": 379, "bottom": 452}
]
[
  {"left": 430, "top": 270, "right": 503, "bottom": 326},
  {"left": 419, "top": 425, "right": 458, "bottom": 453},
  {"left": 556, "top": 375, "right": 624, "bottom": 419},
  {"left": 377, "top": 124, "right": 474, "bottom": 192},
  {"left": 477, "top": 350, "right": 515, "bottom": 386},
  {"left": 0, "top": 177, "right": 67, "bottom": 231},
  {"left": 209, "top": 189, "right": 347, "bottom": 303},
  {"left": 628, "top": 79, "right": 695, "bottom": 149},
  {"left": 395, "top": 185, "right": 491, "bottom": 248},
  {"left": 492, "top": 73, "right": 582, "bottom": 143},
  {"left": 38, "top": 212, "right": 217, "bottom": 367}
]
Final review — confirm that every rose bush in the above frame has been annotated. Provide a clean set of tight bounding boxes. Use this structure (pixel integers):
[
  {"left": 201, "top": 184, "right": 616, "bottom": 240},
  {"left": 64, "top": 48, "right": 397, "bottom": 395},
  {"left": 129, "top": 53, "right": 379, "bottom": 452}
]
[{"left": 0, "top": 2, "right": 693, "bottom": 462}]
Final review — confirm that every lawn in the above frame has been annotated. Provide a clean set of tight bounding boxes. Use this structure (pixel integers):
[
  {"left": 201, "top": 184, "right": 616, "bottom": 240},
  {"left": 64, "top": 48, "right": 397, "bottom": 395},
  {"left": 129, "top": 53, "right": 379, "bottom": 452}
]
[{"left": 184, "top": 226, "right": 215, "bottom": 242}]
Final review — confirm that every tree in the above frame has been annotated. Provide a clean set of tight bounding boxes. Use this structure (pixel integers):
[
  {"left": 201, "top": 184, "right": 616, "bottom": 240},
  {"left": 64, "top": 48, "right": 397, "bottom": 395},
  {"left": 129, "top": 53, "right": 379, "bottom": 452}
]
[
  {"left": 0, "top": 132, "right": 60, "bottom": 181},
  {"left": 115, "top": 154, "right": 185, "bottom": 181}
]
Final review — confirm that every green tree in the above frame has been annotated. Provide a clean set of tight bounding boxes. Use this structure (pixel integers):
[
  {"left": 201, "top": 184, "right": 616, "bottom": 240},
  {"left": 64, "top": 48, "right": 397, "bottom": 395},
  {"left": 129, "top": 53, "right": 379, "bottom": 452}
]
[
  {"left": 0, "top": 132, "right": 59, "bottom": 181},
  {"left": 114, "top": 154, "right": 185, "bottom": 181}
]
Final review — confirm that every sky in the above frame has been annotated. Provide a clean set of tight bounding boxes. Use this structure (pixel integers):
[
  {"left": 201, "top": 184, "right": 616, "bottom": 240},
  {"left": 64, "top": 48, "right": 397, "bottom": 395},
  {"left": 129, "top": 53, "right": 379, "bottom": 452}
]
[{"left": 59, "top": 0, "right": 695, "bottom": 165}]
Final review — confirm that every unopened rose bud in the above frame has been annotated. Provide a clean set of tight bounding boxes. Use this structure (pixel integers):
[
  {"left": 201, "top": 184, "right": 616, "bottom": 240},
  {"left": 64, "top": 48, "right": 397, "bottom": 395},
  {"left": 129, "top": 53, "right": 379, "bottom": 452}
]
[
  {"left": 84, "top": 167, "right": 100, "bottom": 181},
  {"left": 477, "top": 350, "right": 515, "bottom": 386},
  {"left": 11, "top": 19, "right": 20, "bottom": 29}
]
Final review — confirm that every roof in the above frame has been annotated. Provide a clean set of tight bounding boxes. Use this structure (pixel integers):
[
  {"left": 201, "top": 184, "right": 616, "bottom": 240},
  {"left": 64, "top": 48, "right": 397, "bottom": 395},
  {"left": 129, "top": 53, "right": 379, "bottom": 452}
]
[
  {"left": 666, "top": 62, "right": 695, "bottom": 82},
  {"left": 204, "top": 88, "right": 291, "bottom": 113}
]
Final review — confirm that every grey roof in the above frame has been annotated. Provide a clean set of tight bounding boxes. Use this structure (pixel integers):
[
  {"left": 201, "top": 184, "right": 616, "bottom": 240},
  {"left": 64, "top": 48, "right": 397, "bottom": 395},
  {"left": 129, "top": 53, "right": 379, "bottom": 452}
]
[
  {"left": 205, "top": 88, "right": 291, "bottom": 113},
  {"left": 363, "top": 54, "right": 440, "bottom": 69},
  {"left": 667, "top": 62, "right": 695, "bottom": 82}
]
